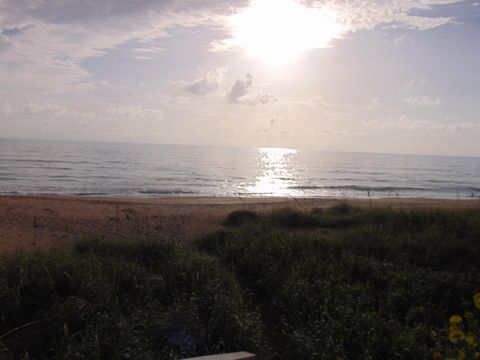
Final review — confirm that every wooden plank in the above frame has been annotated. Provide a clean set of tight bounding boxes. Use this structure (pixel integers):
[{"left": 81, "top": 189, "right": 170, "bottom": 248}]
[{"left": 183, "top": 351, "right": 256, "bottom": 360}]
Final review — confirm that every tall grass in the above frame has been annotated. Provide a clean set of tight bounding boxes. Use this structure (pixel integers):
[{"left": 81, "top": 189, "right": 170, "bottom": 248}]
[{"left": 0, "top": 239, "right": 266, "bottom": 360}]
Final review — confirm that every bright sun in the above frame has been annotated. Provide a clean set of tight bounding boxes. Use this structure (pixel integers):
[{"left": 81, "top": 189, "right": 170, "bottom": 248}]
[{"left": 229, "top": 0, "right": 344, "bottom": 66}]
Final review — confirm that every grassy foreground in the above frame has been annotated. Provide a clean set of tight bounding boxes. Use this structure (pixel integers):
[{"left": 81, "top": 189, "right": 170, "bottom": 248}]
[{"left": 1, "top": 204, "right": 480, "bottom": 359}]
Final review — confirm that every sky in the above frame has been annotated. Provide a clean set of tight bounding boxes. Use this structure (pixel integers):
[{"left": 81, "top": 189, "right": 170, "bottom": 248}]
[{"left": 0, "top": 0, "right": 479, "bottom": 157}]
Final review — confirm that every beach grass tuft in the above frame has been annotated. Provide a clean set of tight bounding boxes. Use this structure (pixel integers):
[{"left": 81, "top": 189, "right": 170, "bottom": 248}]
[{"left": 223, "top": 210, "right": 261, "bottom": 227}]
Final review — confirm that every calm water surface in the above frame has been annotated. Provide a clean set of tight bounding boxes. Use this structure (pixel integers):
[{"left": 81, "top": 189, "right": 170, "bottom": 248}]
[{"left": 1, "top": 138, "right": 479, "bottom": 199}]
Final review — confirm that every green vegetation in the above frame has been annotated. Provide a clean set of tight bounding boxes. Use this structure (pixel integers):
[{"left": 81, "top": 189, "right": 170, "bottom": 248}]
[
  {"left": 223, "top": 210, "right": 260, "bottom": 227},
  {"left": 1, "top": 204, "right": 480, "bottom": 359},
  {"left": 443, "top": 293, "right": 480, "bottom": 359}
]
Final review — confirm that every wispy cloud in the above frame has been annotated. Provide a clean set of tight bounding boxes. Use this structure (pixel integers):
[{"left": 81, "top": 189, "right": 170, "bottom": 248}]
[
  {"left": 0, "top": 1, "right": 242, "bottom": 98},
  {"left": 211, "top": 0, "right": 458, "bottom": 53},
  {"left": 404, "top": 95, "right": 441, "bottom": 106},
  {"left": 106, "top": 105, "right": 163, "bottom": 119},
  {"left": 365, "top": 97, "right": 381, "bottom": 110},
  {"left": 394, "top": 33, "right": 415, "bottom": 47},
  {"left": 367, "top": 115, "right": 480, "bottom": 133},
  {"left": 290, "top": 95, "right": 351, "bottom": 115},
  {"left": 129, "top": 46, "right": 164, "bottom": 60},
  {"left": 327, "top": 0, "right": 459, "bottom": 32},
  {"left": 24, "top": 102, "right": 67, "bottom": 115}
]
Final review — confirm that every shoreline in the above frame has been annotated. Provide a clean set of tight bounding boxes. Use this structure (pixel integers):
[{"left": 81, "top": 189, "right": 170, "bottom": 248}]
[{"left": 1, "top": 194, "right": 479, "bottom": 251}]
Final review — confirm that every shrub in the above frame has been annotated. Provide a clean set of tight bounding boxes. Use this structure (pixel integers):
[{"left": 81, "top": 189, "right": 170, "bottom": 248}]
[{"left": 223, "top": 210, "right": 260, "bottom": 227}]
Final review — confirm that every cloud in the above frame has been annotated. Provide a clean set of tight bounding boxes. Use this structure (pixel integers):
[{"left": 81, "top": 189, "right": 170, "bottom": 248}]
[
  {"left": 0, "top": 0, "right": 468, "bottom": 147},
  {"left": 404, "top": 95, "right": 441, "bottom": 106},
  {"left": 404, "top": 77, "right": 429, "bottom": 92},
  {"left": 0, "top": 1, "right": 247, "bottom": 26},
  {"left": 6, "top": 101, "right": 163, "bottom": 124},
  {"left": 0, "top": 32, "right": 11, "bottom": 52},
  {"left": 386, "top": 14, "right": 454, "bottom": 30},
  {"left": 106, "top": 105, "right": 163, "bottom": 119},
  {"left": 401, "top": 78, "right": 441, "bottom": 106},
  {"left": 365, "top": 97, "right": 381, "bottom": 110},
  {"left": 442, "top": 122, "right": 480, "bottom": 132},
  {"left": 226, "top": 73, "right": 276, "bottom": 105},
  {"left": 226, "top": 73, "right": 253, "bottom": 103},
  {"left": 292, "top": 95, "right": 351, "bottom": 115},
  {"left": 0, "top": 0, "right": 461, "bottom": 100},
  {"left": 24, "top": 102, "right": 67, "bottom": 115},
  {"left": 242, "top": 93, "right": 277, "bottom": 106},
  {"left": 324, "top": 0, "right": 459, "bottom": 32},
  {"left": 367, "top": 115, "right": 480, "bottom": 133},
  {"left": 182, "top": 68, "right": 226, "bottom": 96},
  {"left": 0, "top": 33, "right": 9, "bottom": 44},
  {"left": 0, "top": 102, "right": 12, "bottom": 114},
  {"left": 129, "top": 46, "right": 164, "bottom": 60},
  {"left": 211, "top": 0, "right": 458, "bottom": 54},
  {"left": 394, "top": 33, "right": 415, "bottom": 47},
  {"left": 0, "top": 0, "right": 244, "bottom": 99}
]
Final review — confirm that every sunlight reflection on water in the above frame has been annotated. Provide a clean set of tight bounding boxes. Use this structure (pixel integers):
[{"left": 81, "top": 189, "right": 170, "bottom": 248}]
[{"left": 248, "top": 147, "right": 299, "bottom": 196}]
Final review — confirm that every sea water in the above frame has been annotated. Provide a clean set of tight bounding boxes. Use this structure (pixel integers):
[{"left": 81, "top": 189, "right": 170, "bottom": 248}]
[{"left": 1, "top": 138, "right": 479, "bottom": 199}]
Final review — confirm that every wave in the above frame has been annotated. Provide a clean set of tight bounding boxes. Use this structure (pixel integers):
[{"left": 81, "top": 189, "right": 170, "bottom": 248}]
[
  {"left": 0, "top": 177, "right": 25, "bottom": 181},
  {"left": 137, "top": 189, "right": 196, "bottom": 195},
  {"left": 0, "top": 158, "right": 91, "bottom": 165},
  {"left": 289, "top": 185, "right": 480, "bottom": 192}
]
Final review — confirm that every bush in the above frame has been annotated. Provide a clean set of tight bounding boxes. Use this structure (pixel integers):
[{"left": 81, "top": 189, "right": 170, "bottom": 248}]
[
  {"left": 223, "top": 210, "right": 260, "bottom": 227},
  {"left": 269, "top": 208, "right": 319, "bottom": 228}
]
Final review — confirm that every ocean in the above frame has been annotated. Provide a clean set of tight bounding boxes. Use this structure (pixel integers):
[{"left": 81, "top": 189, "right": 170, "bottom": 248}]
[{"left": 1, "top": 138, "right": 479, "bottom": 199}]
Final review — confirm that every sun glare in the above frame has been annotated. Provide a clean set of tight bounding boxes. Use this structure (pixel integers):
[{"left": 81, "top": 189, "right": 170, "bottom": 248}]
[
  {"left": 248, "top": 147, "right": 298, "bottom": 196},
  {"left": 229, "top": 0, "right": 343, "bottom": 66}
]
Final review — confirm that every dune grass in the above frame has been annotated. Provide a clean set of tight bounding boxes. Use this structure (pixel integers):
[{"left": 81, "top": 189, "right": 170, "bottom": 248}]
[{"left": 1, "top": 204, "right": 480, "bottom": 359}]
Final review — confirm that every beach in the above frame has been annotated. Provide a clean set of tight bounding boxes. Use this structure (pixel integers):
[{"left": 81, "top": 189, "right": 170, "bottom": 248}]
[{"left": 2, "top": 195, "right": 480, "bottom": 250}]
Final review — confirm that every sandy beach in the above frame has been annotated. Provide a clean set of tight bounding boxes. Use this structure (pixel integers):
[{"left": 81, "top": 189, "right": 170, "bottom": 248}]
[{"left": 0, "top": 195, "right": 479, "bottom": 250}]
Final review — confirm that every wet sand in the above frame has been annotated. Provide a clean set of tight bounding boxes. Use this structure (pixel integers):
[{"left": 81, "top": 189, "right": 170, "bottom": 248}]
[{"left": 1, "top": 195, "right": 479, "bottom": 250}]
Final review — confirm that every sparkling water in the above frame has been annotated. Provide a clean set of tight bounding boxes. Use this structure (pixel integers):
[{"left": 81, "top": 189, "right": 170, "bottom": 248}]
[{"left": 1, "top": 138, "right": 479, "bottom": 199}]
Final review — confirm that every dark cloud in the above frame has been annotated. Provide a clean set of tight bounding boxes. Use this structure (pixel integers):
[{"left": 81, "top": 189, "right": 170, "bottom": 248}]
[
  {"left": 226, "top": 73, "right": 276, "bottom": 105},
  {"left": 226, "top": 73, "right": 253, "bottom": 103},
  {"left": 1, "top": 25, "right": 32, "bottom": 36}
]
